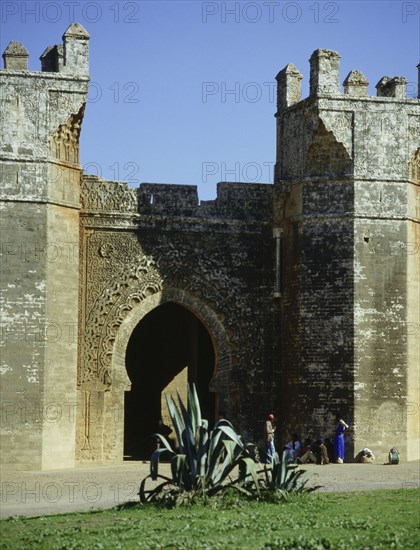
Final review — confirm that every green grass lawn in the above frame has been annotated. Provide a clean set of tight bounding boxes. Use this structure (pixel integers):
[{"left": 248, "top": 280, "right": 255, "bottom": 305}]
[{"left": 1, "top": 489, "right": 419, "bottom": 549}]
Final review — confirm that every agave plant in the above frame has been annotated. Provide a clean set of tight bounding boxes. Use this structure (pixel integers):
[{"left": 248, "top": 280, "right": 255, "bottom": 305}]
[
  {"left": 260, "top": 450, "right": 321, "bottom": 500},
  {"left": 139, "top": 384, "right": 259, "bottom": 504}
]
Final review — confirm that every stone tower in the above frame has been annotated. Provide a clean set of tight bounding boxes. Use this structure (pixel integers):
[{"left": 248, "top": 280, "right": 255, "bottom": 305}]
[
  {"left": 0, "top": 24, "right": 90, "bottom": 469},
  {"left": 275, "top": 50, "right": 419, "bottom": 460}
]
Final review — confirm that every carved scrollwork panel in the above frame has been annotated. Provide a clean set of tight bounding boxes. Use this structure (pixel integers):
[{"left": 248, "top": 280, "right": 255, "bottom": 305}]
[
  {"left": 81, "top": 176, "right": 137, "bottom": 212},
  {"left": 79, "top": 230, "right": 262, "bottom": 394}
]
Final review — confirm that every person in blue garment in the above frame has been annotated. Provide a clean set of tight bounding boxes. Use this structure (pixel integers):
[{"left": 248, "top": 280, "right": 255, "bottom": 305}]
[
  {"left": 334, "top": 414, "right": 349, "bottom": 463},
  {"left": 284, "top": 433, "right": 302, "bottom": 463}
]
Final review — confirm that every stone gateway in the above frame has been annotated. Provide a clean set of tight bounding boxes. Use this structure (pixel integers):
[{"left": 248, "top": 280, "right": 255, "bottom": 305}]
[{"left": 1, "top": 25, "right": 419, "bottom": 470}]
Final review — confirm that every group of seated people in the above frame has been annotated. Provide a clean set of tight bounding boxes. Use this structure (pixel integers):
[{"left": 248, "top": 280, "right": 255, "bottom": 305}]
[
  {"left": 283, "top": 434, "right": 334, "bottom": 465},
  {"left": 283, "top": 434, "right": 376, "bottom": 464}
]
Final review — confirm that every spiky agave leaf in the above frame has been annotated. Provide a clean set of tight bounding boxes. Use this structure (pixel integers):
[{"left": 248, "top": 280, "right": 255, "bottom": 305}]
[
  {"left": 271, "top": 451, "right": 287, "bottom": 488},
  {"left": 214, "top": 418, "right": 234, "bottom": 430},
  {"left": 217, "top": 425, "right": 245, "bottom": 449},
  {"left": 196, "top": 425, "right": 209, "bottom": 478},
  {"left": 188, "top": 383, "right": 202, "bottom": 431},
  {"left": 207, "top": 422, "right": 249, "bottom": 485},
  {"left": 150, "top": 448, "right": 171, "bottom": 480},
  {"left": 154, "top": 433, "right": 175, "bottom": 454},
  {"left": 267, "top": 451, "right": 320, "bottom": 495},
  {"left": 171, "top": 453, "right": 187, "bottom": 486},
  {"left": 206, "top": 428, "right": 224, "bottom": 482},
  {"left": 238, "top": 456, "right": 260, "bottom": 493},
  {"left": 165, "top": 392, "right": 186, "bottom": 454},
  {"left": 201, "top": 418, "right": 209, "bottom": 430},
  {"left": 175, "top": 389, "right": 199, "bottom": 481},
  {"left": 139, "top": 475, "right": 172, "bottom": 503},
  {"left": 211, "top": 439, "right": 243, "bottom": 486}
]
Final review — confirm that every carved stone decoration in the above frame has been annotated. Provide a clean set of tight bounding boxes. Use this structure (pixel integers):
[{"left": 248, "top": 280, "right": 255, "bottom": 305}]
[
  {"left": 320, "top": 110, "right": 354, "bottom": 158},
  {"left": 81, "top": 390, "right": 91, "bottom": 451},
  {"left": 305, "top": 118, "right": 352, "bottom": 177},
  {"left": 98, "top": 243, "right": 115, "bottom": 258},
  {"left": 79, "top": 230, "right": 258, "bottom": 399},
  {"left": 81, "top": 175, "right": 137, "bottom": 212},
  {"left": 80, "top": 252, "right": 164, "bottom": 388},
  {"left": 50, "top": 103, "right": 85, "bottom": 164},
  {"left": 410, "top": 148, "right": 420, "bottom": 182}
]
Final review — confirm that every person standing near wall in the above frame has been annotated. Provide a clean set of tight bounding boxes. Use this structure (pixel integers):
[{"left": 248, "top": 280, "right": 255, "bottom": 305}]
[
  {"left": 334, "top": 414, "right": 349, "bottom": 463},
  {"left": 265, "top": 413, "right": 276, "bottom": 463}
]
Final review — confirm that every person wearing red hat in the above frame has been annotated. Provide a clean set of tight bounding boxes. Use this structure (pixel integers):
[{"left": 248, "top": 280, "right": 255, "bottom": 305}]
[{"left": 264, "top": 413, "right": 276, "bottom": 463}]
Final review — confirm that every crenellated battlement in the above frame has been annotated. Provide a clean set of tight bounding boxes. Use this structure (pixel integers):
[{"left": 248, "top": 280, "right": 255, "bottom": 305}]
[
  {"left": 274, "top": 49, "right": 420, "bottom": 185},
  {"left": 309, "top": 49, "right": 341, "bottom": 97},
  {"left": 276, "top": 48, "right": 419, "bottom": 112},
  {"left": 0, "top": 24, "right": 90, "bottom": 206},
  {"left": 81, "top": 175, "right": 272, "bottom": 222},
  {"left": 1, "top": 23, "right": 89, "bottom": 77}
]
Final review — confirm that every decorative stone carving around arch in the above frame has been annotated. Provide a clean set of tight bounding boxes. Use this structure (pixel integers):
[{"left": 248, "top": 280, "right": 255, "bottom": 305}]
[
  {"left": 78, "top": 287, "right": 233, "bottom": 465},
  {"left": 111, "top": 288, "right": 232, "bottom": 395}
]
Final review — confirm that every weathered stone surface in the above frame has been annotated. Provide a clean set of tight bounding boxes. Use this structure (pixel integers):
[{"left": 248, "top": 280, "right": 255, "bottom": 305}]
[
  {"left": 275, "top": 49, "right": 419, "bottom": 462},
  {"left": 2, "top": 42, "right": 29, "bottom": 71},
  {"left": 376, "top": 76, "right": 407, "bottom": 98},
  {"left": 1, "top": 27, "right": 419, "bottom": 470},
  {"left": 276, "top": 64, "right": 303, "bottom": 110},
  {"left": 343, "top": 70, "right": 369, "bottom": 97},
  {"left": 40, "top": 45, "right": 64, "bottom": 73},
  {"left": 309, "top": 49, "right": 341, "bottom": 97},
  {"left": 1, "top": 25, "right": 89, "bottom": 470}
]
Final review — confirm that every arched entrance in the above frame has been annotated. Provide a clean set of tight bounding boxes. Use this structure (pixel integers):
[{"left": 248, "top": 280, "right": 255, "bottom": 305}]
[{"left": 124, "top": 302, "right": 216, "bottom": 459}]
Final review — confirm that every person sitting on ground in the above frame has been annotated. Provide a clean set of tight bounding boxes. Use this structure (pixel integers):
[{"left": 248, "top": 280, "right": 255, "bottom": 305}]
[
  {"left": 298, "top": 437, "right": 317, "bottom": 464},
  {"left": 284, "top": 432, "right": 302, "bottom": 463},
  {"left": 354, "top": 448, "right": 375, "bottom": 463},
  {"left": 299, "top": 437, "right": 312, "bottom": 456},
  {"left": 323, "top": 437, "right": 334, "bottom": 463},
  {"left": 311, "top": 439, "right": 330, "bottom": 465}
]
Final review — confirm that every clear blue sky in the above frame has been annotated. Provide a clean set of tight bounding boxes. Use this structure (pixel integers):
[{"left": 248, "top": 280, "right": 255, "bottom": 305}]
[{"left": 1, "top": 1, "right": 419, "bottom": 200}]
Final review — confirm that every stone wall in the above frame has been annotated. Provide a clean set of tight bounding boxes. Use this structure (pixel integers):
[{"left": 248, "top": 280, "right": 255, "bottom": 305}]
[{"left": 0, "top": 24, "right": 89, "bottom": 470}]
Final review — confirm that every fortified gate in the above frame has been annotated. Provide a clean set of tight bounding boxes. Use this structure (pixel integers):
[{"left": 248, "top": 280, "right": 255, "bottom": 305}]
[{"left": 1, "top": 24, "right": 419, "bottom": 470}]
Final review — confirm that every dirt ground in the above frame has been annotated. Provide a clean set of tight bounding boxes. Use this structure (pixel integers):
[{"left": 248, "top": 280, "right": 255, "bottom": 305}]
[{"left": 1, "top": 460, "right": 419, "bottom": 519}]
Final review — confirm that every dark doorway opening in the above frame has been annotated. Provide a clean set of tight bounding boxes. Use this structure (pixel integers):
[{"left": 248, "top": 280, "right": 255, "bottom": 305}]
[{"left": 124, "top": 302, "right": 216, "bottom": 459}]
